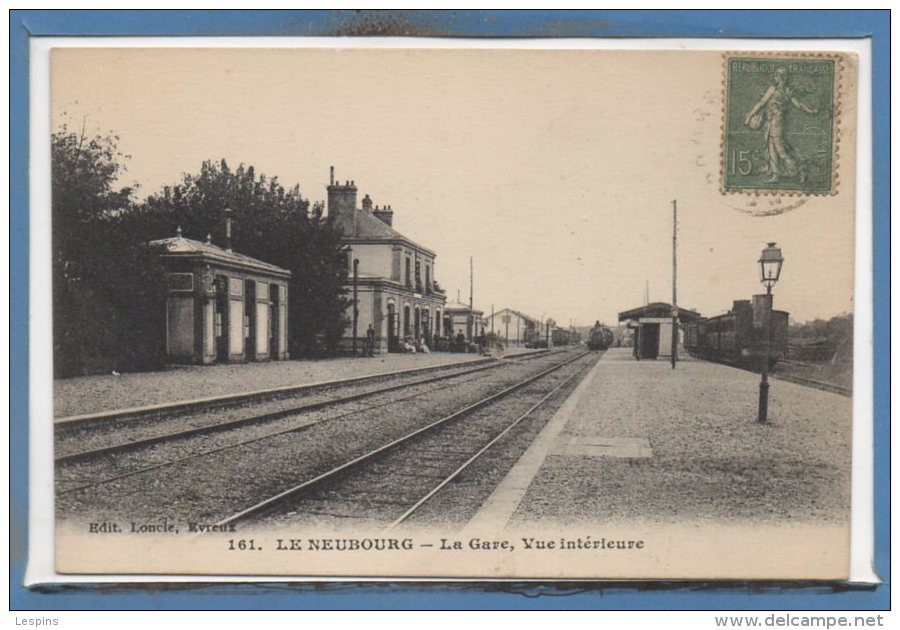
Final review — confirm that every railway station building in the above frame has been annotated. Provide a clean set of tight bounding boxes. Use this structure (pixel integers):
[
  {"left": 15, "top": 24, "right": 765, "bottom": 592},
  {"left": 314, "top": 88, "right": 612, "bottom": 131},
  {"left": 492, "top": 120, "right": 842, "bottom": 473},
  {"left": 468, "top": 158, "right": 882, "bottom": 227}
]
[
  {"left": 151, "top": 229, "right": 291, "bottom": 365},
  {"left": 481, "top": 308, "right": 540, "bottom": 347},
  {"left": 329, "top": 170, "right": 447, "bottom": 354},
  {"left": 617, "top": 302, "right": 701, "bottom": 360}
]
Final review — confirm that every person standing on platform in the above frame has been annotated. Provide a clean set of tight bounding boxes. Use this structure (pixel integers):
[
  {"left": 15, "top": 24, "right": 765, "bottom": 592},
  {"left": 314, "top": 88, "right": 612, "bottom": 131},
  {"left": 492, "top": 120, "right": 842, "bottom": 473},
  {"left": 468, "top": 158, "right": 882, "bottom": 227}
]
[{"left": 365, "top": 324, "right": 375, "bottom": 357}]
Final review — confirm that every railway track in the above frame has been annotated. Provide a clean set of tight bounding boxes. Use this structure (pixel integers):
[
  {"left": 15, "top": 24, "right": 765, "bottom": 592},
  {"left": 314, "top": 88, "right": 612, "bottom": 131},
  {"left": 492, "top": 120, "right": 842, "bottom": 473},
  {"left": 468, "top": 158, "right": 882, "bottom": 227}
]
[
  {"left": 691, "top": 355, "right": 852, "bottom": 398},
  {"left": 770, "top": 372, "right": 852, "bottom": 397},
  {"left": 55, "top": 348, "right": 577, "bottom": 496},
  {"left": 55, "top": 349, "right": 558, "bottom": 465},
  {"left": 54, "top": 348, "right": 554, "bottom": 431},
  {"left": 212, "top": 349, "right": 595, "bottom": 530}
]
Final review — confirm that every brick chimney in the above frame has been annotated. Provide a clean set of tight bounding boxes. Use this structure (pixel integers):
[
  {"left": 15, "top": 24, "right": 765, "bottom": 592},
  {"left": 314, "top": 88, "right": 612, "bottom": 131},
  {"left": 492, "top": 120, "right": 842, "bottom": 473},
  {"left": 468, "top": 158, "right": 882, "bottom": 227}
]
[
  {"left": 373, "top": 203, "right": 394, "bottom": 227},
  {"left": 361, "top": 194, "right": 373, "bottom": 211},
  {"left": 326, "top": 167, "right": 357, "bottom": 220}
]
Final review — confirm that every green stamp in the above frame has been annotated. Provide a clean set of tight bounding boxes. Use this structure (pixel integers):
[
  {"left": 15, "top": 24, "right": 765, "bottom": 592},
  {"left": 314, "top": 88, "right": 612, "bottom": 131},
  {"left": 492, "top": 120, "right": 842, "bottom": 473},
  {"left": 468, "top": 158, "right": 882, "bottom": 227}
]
[{"left": 723, "top": 55, "right": 837, "bottom": 194}]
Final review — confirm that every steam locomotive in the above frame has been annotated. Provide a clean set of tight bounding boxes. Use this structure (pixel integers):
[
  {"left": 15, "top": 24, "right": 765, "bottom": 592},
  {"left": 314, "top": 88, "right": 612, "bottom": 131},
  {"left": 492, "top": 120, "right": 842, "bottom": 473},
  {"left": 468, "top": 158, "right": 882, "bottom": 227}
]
[
  {"left": 587, "top": 322, "right": 615, "bottom": 351},
  {"left": 683, "top": 299, "right": 789, "bottom": 368}
]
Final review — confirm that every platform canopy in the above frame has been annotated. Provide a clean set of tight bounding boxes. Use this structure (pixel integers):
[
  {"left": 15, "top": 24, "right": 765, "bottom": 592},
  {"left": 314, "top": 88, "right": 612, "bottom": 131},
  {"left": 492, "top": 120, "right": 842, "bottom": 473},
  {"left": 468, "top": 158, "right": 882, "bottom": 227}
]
[
  {"left": 150, "top": 233, "right": 290, "bottom": 279},
  {"left": 618, "top": 302, "right": 702, "bottom": 323}
]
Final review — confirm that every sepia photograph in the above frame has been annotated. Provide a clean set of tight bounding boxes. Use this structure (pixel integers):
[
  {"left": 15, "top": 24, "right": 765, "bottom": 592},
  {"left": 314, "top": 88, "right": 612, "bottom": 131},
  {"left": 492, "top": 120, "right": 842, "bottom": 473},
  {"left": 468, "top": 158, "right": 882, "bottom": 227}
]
[{"left": 44, "top": 43, "right": 861, "bottom": 580}]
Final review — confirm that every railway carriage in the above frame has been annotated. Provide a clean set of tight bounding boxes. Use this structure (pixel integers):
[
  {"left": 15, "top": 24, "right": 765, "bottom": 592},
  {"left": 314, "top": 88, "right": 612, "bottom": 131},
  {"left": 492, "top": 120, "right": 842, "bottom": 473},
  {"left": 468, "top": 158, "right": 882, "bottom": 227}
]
[
  {"left": 551, "top": 328, "right": 572, "bottom": 346},
  {"left": 523, "top": 327, "right": 546, "bottom": 348},
  {"left": 684, "top": 299, "right": 788, "bottom": 368}
]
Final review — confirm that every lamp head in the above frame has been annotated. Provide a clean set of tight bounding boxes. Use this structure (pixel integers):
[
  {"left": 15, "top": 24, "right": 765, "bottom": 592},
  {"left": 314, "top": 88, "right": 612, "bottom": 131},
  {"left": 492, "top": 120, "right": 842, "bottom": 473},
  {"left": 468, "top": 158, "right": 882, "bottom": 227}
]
[{"left": 758, "top": 242, "right": 784, "bottom": 289}]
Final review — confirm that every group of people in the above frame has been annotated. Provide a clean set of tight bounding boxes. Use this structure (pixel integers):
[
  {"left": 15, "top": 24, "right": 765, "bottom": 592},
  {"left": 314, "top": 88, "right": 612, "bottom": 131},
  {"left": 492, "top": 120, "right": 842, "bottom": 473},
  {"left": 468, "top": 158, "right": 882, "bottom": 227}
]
[
  {"left": 400, "top": 335, "right": 431, "bottom": 354},
  {"left": 360, "top": 324, "right": 502, "bottom": 357},
  {"left": 448, "top": 329, "right": 499, "bottom": 355},
  {"left": 361, "top": 324, "right": 431, "bottom": 356}
]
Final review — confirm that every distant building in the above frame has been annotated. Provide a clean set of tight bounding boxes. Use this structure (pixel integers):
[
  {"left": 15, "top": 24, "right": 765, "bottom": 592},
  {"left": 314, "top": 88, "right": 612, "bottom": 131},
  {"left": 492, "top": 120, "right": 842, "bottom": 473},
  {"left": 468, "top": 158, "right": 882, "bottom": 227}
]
[
  {"left": 617, "top": 302, "right": 701, "bottom": 360},
  {"left": 443, "top": 300, "right": 484, "bottom": 343},
  {"left": 481, "top": 308, "right": 540, "bottom": 347},
  {"left": 328, "top": 169, "right": 447, "bottom": 353},
  {"left": 152, "top": 229, "right": 291, "bottom": 364}
]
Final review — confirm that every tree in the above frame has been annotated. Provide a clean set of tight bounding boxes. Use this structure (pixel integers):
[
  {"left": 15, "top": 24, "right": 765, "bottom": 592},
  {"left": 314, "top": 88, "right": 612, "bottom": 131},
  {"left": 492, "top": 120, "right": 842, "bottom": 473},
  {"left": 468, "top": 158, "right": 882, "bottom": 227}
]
[
  {"left": 788, "top": 312, "right": 853, "bottom": 362},
  {"left": 52, "top": 124, "right": 167, "bottom": 376},
  {"left": 137, "top": 159, "right": 349, "bottom": 357}
]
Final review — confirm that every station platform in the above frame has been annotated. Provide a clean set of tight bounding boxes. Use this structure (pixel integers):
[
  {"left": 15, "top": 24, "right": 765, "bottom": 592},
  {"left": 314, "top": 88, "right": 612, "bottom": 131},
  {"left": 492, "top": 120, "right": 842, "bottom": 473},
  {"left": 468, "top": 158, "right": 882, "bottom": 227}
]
[
  {"left": 467, "top": 347, "right": 853, "bottom": 530},
  {"left": 53, "top": 347, "right": 537, "bottom": 418}
]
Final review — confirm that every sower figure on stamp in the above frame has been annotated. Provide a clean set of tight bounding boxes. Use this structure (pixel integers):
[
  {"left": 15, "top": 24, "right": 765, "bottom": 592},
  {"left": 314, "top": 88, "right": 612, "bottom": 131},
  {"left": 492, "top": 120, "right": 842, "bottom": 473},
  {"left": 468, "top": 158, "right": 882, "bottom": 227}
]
[{"left": 744, "top": 67, "right": 819, "bottom": 184}]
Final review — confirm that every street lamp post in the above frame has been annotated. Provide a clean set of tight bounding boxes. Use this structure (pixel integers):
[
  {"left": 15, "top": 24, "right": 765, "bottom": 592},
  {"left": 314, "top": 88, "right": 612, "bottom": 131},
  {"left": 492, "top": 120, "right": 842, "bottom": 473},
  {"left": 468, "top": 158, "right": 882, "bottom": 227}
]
[{"left": 757, "top": 242, "right": 784, "bottom": 424}]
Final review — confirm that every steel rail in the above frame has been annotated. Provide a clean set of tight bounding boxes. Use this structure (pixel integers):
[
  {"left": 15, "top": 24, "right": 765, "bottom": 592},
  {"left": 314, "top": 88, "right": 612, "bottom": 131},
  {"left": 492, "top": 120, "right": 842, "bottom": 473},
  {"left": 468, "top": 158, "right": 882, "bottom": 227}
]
[
  {"left": 386, "top": 354, "right": 594, "bottom": 529},
  {"left": 55, "top": 356, "right": 539, "bottom": 466},
  {"left": 769, "top": 373, "right": 852, "bottom": 397},
  {"left": 54, "top": 349, "right": 551, "bottom": 431},
  {"left": 212, "top": 350, "right": 591, "bottom": 529},
  {"left": 56, "top": 366, "right": 493, "bottom": 496},
  {"left": 686, "top": 355, "right": 851, "bottom": 398}
]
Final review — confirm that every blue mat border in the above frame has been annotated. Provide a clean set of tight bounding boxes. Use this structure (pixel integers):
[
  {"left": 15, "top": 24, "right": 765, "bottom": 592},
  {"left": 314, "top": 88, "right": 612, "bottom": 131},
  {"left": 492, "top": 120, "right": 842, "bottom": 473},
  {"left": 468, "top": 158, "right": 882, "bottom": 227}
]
[{"left": 9, "top": 9, "right": 890, "bottom": 611}]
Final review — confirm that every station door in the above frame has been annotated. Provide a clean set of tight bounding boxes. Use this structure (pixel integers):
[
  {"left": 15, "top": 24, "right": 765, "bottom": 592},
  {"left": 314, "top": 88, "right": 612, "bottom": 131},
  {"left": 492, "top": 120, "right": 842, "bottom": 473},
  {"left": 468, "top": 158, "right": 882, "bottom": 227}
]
[{"left": 639, "top": 323, "right": 660, "bottom": 360}]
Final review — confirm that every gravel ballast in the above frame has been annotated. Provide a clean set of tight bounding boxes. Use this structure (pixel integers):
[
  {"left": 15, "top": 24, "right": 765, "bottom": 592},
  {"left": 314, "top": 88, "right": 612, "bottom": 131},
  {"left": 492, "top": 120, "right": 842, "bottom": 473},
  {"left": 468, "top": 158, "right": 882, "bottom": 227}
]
[
  {"left": 56, "top": 352, "right": 582, "bottom": 526},
  {"left": 53, "top": 351, "right": 530, "bottom": 418}
]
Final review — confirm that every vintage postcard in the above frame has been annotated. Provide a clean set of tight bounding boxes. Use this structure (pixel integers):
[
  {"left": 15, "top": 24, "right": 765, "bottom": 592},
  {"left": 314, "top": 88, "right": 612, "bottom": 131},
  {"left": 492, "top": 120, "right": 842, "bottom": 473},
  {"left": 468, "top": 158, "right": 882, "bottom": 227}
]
[{"left": 44, "top": 45, "right": 860, "bottom": 580}]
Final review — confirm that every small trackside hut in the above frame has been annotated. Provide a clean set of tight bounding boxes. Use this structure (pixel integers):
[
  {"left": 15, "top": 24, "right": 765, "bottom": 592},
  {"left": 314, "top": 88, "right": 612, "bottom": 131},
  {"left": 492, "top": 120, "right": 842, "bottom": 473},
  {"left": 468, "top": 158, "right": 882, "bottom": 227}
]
[
  {"left": 618, "top": 302, "right": 701, "bottom": 361},
  {"left": 152, "top": 228, "right": 291, "bottom": 365}
]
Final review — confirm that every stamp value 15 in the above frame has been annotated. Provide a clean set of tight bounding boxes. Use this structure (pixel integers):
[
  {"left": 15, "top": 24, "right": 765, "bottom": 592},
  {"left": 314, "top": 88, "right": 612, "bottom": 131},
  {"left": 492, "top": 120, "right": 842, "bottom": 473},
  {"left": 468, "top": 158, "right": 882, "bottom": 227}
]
[{"left": 723, "top": 54, "right": 839, "bottom": 195}]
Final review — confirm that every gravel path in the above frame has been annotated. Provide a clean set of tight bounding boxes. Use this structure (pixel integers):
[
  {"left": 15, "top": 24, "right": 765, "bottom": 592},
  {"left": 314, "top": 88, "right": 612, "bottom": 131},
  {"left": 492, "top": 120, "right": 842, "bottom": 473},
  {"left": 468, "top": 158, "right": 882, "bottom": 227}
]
[
  {"left": 54, "top": 352, "right": 520, "bottom": 418},
  {"left": 509, "top": 348, "right": 852, "bottom": 527}
]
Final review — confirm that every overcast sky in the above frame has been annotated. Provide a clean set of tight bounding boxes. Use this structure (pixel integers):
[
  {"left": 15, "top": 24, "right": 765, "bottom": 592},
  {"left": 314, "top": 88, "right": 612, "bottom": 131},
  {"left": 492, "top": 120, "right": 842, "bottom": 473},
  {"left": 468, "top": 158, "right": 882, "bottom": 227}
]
[{"left": 52, "top": 47, "right": 856, "bottom": 326}]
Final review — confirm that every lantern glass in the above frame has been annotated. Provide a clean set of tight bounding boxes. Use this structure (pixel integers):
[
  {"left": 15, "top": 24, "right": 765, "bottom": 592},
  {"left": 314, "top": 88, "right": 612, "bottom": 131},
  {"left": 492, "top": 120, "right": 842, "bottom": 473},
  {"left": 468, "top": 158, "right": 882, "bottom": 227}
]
[{"left": 758, "top": 242, "right": 784, "bottom": 289}]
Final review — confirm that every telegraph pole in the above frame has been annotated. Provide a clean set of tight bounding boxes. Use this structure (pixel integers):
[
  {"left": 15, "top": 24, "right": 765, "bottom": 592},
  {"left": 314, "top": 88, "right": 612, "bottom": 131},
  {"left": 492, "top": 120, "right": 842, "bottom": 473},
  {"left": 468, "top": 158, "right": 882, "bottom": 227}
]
[
  {"left": 505, "top": 312, "right": 509, "bottom": 346},
  {"left": 352, "top": 258, "right": 359, "bottom": 356},
  {"left": 671, "top": 200, "right": 678, "bottom": 369},
  {"left": 469, "top": 256, "right": 474, "bottom": 341}
]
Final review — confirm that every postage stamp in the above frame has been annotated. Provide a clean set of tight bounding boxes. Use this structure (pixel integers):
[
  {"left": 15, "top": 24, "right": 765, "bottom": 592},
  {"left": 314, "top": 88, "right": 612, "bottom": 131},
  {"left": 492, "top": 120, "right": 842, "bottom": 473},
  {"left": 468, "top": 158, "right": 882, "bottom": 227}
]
[{"left": 722, "top": 54, "right": 839, "bottom": 195}]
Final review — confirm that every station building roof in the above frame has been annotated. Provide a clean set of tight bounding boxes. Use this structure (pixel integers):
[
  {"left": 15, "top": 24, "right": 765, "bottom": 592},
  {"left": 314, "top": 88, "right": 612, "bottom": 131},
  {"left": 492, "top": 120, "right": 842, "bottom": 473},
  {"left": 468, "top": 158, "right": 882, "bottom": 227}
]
[
  {"left": 150, "top": 232, "right": 291, "bottom": 279},
  {"left": 617, "top": 302, "right": 702, "bottom": 322},
  {"left": 334, "top": 205, "right": 436, "bottom": 257}
]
